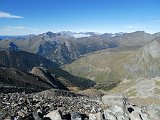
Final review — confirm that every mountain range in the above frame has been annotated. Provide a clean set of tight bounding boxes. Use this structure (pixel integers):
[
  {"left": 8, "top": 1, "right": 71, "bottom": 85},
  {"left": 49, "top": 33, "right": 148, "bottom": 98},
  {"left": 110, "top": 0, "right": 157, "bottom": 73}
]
[
  {"left": 1, "top": 31, "right": 160, "bottom": 91},
  {"left": 1, "top": 31, "right": 160, "bottom": 120},
  {"left": 1, "top": 31, "right": 159, "bottom": 65}
]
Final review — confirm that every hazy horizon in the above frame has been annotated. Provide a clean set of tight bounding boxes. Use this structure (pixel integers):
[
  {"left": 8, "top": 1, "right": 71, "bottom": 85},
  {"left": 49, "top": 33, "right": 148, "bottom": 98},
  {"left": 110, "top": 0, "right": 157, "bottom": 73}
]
[
  {"left": 0, "top": 30, "right": 159, "bottom": 37},
  {"left": 0, "top": 0, "right": 160, "bottom": 35}
]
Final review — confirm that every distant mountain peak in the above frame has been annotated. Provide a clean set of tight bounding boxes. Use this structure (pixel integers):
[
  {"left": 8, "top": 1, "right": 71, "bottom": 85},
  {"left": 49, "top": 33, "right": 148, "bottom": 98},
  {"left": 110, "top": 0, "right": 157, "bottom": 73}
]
[
  {"left": 43, "top": 31, "right": 57, "bottom": 37},
  {"left": 46, "top": 31, "right": 54, "bottom": 34}
]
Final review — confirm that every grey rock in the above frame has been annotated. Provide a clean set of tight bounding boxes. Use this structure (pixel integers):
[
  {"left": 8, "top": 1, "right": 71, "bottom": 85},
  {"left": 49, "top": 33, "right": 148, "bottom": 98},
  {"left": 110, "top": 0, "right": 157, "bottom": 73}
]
[
  {"left": 45, "top": 110, "right": 62, "bottom": 120},
  {"left": 71, "top": 112, "right": 82, "bottom": 120},
  {"left": 17, "top": 111, "right": 25, "bottom": 117},
  {"left": 102, "top": 94, "right": 126, "bottom": 107},
  {"left": 33, "top": 112, "right": 43, "bottom": 120},
  {"left": 96, "top": 112, "right": 103, "bottom": 120},
  {"left": 89, "top": 112, "right": 103, "bottom": 120},
  {"left": 89, "top": 114, "right": 97, "bottom": 120},
  {"left": 146, "top": 105, "right": 160, "bottom": 120},
  {"left": 129, "top": 112, "right": 142, "bottom": 120},
  {"left": 104, "top": 109, "right": 117, "bottom": 120}
]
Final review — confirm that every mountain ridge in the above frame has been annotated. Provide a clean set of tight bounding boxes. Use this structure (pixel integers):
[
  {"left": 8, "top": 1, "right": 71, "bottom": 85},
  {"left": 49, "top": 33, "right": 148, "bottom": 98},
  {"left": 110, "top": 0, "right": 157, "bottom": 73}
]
[{"left": 0, "top": 31, "right": 158, "bottom": 65}]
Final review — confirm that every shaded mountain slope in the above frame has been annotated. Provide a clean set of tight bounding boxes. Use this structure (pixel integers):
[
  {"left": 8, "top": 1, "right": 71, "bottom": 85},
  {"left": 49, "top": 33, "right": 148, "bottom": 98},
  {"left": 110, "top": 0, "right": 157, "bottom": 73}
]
[
  {"left": 0, "top": 51, "right": 58, "bottom": 72},
  {"left": 30, "top": 67, "right": 68, "bottom": 90},
  {"left": 0, "top": 67, "right": 53, "bottom": 93},
  {"left": 0, "top": 51, "right": 95, "bottom": 90}
]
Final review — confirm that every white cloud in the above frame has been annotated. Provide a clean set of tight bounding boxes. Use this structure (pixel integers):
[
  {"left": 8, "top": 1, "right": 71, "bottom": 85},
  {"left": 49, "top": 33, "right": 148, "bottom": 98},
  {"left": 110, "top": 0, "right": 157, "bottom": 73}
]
[
  {"left": 0, "top": 11, "right": 23, "bottom": 18},
  {"left": 0, "top": 26, "right": 39, "bottom": 31},
  {"left": 1, "top": 26, "right": 25, "bottom": 30}
]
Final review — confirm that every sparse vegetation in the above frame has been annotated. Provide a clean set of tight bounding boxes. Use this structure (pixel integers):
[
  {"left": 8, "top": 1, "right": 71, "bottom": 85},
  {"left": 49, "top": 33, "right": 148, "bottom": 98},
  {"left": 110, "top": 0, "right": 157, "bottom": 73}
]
[{"left": 63, "top": 48, "right": 135, "bottom": 90}]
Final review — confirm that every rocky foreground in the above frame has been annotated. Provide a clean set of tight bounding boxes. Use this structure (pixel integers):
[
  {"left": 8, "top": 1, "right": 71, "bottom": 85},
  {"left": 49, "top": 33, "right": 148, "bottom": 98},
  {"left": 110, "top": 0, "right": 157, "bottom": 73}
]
[{"left": 0, "top": 89, "right": 160, "bottom": 120}]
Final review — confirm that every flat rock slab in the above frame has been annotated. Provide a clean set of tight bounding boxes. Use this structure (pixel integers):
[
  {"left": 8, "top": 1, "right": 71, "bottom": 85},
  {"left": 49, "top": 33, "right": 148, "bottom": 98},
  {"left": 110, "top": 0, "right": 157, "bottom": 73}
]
[{"left": 136, "top": 79, "right": 155, "bottom": 97}]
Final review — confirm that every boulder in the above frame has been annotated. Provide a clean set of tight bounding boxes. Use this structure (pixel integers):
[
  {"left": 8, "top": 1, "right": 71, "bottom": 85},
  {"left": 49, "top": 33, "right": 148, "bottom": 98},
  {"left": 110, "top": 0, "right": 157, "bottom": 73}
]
[
  {"left": 33, "top": 112, "right": 42, "bottom": 120},
  {"left": 147, "top": 105, "right": 160, "bottom": 120},
  {"left": 45, "top": 110, "right": 62, "bottom": 120},
  {"left": 116, "top": 115, "right": 130, "bottom": 120},
  {"left": 96, "top": 112, "right": 103, "bottom": 120},
  {"left": 129, "top": 112, "right": 142, "bottom": 120},
  {"left": 102, "top": 94, "right": 126, "bottom": 107},
  {"left": 126, "top": 105, "right": 150, "bottom": 120},
  {"left": 89, "top": 114, "right": 97, "bottom": 120},
  {"left": 71, "top": 112, "right": 82, "bottom": 120},
  {"left": 103, "top": 110, "right": 117, "bottom": 120},
  {"left": 17, "top": 111, "right": 25, "bottom": 117},
  {"left": 110, "top": 105, "right": 125, "bottom": 115},
  {"left": 89, "top": 112, "right": 103, "bottom": 120}
]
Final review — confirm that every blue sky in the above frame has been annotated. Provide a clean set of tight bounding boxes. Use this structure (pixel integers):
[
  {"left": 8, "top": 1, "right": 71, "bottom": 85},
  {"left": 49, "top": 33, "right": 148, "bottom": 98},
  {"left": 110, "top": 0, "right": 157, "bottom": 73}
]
[{"left": 0, "top": 0, "right": 160, "bottom": 35}]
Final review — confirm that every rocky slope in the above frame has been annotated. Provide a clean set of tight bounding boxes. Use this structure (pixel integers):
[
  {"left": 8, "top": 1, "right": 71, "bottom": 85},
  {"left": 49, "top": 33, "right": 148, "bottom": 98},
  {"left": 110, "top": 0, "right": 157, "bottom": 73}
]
[
  {"left": 1, "top": 89, "right": 160, "bottom": 120},
  {"left": 30, "top": 67, "right": 68, "bottom": 90},
  {"left": 125, "top": 39, "right": 160, "bottom": 79},
  {"left": 109, "top": 77, "right": 160, "bottom": 100},
  {"left": 0, "top": 51, "right": 58, "bottom": 72}
]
